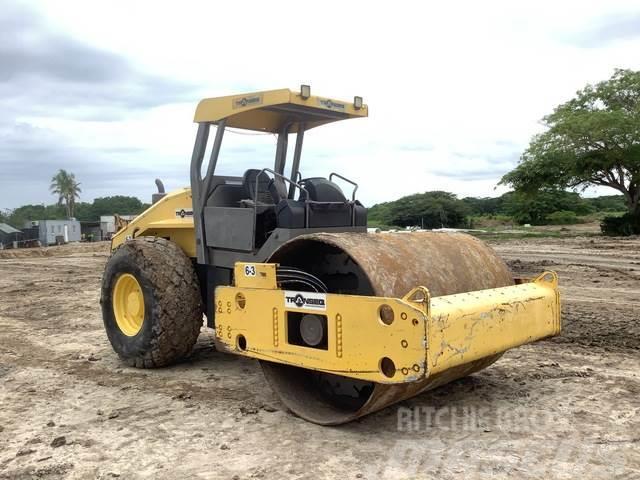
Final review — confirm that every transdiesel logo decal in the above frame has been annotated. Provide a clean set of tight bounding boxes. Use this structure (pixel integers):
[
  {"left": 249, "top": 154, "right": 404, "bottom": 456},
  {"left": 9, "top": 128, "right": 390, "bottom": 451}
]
[
  {"left": 284, "top": 291, "right": 327, "bottom": 311},
  {"left": 233, "top": 95, "right": 263, "bottom": 109},
  {"left": 175, "top": 208, "right": 193, "bottom": 219},
  {"left": 318, "top": 98, "right": 346, "bottom": 110}
]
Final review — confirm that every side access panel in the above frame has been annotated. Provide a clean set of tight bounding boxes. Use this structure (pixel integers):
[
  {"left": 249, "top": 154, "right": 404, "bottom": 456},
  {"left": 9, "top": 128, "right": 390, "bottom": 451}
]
[{"left": 203, "top": 206, "right": 254, "bottom": 251}]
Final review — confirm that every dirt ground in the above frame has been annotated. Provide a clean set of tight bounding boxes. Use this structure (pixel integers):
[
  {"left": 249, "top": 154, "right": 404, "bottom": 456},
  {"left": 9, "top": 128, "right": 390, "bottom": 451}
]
[{"left": 0, "top": 235, "right": 639, "bottom": 479}]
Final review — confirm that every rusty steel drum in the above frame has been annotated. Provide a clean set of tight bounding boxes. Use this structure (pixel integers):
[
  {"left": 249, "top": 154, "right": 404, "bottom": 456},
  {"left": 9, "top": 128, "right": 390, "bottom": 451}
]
[{"left": 261, "top": 231, "right": 514, "bottom": 425}]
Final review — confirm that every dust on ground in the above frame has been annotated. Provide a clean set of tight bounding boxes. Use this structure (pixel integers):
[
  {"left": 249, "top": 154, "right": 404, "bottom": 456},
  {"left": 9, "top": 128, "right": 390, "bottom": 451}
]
[{"left": 0, "top": 236, "right": 638, "bottom": 479}]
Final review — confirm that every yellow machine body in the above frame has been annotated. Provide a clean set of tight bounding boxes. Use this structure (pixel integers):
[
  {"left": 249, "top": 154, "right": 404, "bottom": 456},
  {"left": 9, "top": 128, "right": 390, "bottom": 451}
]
[
  {"left": 110, "top": 188, "right": 196, "bottom": 257},
  {"left": 215, "top": 263, "right": 560, "bottom": 385}
]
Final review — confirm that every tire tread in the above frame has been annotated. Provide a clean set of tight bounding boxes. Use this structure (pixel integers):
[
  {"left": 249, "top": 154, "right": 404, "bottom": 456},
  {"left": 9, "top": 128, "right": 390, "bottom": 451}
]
[{"left": 101, "top": 236, "right": 203, "bottom": 368}]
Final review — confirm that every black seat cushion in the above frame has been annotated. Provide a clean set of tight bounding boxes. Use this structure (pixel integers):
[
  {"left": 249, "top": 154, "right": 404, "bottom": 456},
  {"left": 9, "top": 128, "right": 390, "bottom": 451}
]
[
  {"left": 300, "top": 178, "right": 347, "bottom": 202},
  {"left": 243, "top": 169, "right": 273, "bottom": 204}
]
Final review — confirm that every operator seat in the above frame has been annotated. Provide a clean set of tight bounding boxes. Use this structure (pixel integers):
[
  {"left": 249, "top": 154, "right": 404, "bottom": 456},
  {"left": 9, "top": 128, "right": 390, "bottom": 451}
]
[
  {"left": 241, "top": 169, "right": 277, "bottom": 247},
  {"left": 301, "top": 177, "right": 347, "bottom": 202},
  {"left": 275, "top": 177, "right": 367, "bottom": 228},
  {"left": 242, "top": 169, "right": 273, "bottom": 205}
]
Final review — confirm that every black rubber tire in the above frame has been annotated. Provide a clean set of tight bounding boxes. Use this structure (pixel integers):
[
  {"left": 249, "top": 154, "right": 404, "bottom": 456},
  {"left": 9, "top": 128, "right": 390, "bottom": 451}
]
[{"left": 100, "top": 237, "right": 203, "bottom": 368}]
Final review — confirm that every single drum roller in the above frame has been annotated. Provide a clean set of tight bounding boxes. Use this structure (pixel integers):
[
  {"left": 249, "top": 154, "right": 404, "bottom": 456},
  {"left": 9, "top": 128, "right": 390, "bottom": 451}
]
[{"left": 103, "top": 87, "right": 561, "bottom": 425}]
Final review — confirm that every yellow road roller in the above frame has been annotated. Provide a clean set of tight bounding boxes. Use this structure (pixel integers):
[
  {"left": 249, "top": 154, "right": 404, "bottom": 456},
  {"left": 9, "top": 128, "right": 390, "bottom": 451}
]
[{"left": 101, "top": 86, "right": 561, "bottom": 425}]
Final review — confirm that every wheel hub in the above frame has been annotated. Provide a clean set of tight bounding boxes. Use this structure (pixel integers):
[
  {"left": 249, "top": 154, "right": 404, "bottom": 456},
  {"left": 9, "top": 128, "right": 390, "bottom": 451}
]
[{"left": 113, "top": 273, "right": 145, "bottom": 336}]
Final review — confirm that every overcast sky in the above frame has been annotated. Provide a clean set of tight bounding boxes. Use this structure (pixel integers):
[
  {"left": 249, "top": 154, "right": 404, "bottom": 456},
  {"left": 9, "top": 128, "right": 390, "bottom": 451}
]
[{"left": 2, "top": 0, "right": 640, "bottom": 210}]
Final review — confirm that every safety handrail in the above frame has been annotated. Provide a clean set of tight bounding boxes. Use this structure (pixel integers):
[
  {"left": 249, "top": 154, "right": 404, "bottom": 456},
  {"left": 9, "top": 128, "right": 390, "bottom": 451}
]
[{"left": 329, "top": 172, "right": 358, "bottom": 201}]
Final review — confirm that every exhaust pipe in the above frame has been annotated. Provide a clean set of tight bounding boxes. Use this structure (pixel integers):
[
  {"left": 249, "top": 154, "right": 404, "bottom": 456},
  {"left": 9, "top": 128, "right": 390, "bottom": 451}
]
[{"left": 152, "top": 178, "right": 166, "bottom": 204}]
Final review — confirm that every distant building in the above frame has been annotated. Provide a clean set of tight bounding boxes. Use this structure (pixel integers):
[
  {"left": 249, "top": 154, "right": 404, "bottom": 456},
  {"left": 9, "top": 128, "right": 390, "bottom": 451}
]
[
  {"left": 23, "top": 220, "right": 82, "bottom": 246},
  {"left": 0, "top": 223, "right": 23, "bottom": 248},
  {"left": 100, "top": 215, "right": 137, "bottom": 239},
  {"left": 80, "top": 221, "right": 103, "bottom": 241}
]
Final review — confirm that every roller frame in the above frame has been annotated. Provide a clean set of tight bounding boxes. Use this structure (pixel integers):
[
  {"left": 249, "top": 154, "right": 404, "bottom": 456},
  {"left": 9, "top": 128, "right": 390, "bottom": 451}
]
[{"left": 214, "top": 263, "right": 561, "bottom": 384}]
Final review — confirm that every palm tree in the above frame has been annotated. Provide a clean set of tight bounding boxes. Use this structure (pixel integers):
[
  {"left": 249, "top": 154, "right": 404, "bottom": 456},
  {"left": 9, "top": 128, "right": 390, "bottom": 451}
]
[{"left": 50, "top": 169, "right": 82, "bottom": 218}]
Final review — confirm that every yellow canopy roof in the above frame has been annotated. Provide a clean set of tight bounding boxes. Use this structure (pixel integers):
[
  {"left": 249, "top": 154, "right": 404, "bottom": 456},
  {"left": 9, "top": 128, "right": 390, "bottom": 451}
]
[{"left": 193, "top": 88, "right": 368, "bottom": 133}]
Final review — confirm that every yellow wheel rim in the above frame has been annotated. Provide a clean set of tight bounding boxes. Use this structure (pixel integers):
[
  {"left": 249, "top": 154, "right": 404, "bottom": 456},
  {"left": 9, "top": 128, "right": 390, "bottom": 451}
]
[{"left": 112, "top": 273, "right": 145, "bottom": 336}]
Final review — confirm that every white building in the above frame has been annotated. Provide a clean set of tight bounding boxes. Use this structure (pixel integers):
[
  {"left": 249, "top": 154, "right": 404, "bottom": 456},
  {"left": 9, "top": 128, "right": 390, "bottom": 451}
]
[{"left": 25, "top": 220, "right": 81, "bottom": 246}]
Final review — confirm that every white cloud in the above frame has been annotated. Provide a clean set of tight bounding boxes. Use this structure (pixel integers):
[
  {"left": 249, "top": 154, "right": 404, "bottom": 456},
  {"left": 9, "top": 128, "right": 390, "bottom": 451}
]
[{"left": 1, "top": 0, "right": 639, "bottom": 208}]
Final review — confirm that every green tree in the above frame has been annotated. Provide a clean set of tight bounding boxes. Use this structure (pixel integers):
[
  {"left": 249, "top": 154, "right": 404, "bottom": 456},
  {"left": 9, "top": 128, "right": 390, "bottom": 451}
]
[
  {"left": 584, "top": 195, "right": 626, "bottom": 212},
  {"left": 462, "top": 196, "right": 503, "bottom": 216},
  {"left": 73, "top": 202, "right": 94, "bottom": 222},
  {"left": 89, "top": 196, "right": 147, "bottom": 218},
  {"left": 369, "top": 191, "right": 470, "bottom": 228},
  {"left": 2, "top": 196, "right": 149, "bottom": 229},
  {"left": 4, "top": 204, "right": 66, "bottom": 229},
  {"left": 500, "top": 69, "right": 640, "bottom": 217},
  {"left": 50, "top": 169, "right": 82, "bottom": 218},
  {"left": 501, "top": 190, "right": 593, "bottom": 225},
  {"left": 367, "top": 201, "right": 394, "bottom": 226}
]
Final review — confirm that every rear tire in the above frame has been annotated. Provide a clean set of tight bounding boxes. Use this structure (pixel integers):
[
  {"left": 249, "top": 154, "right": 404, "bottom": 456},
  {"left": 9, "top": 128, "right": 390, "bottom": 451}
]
[{"left": 100, "top": 237, "right": 203, "bottom": 368}]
